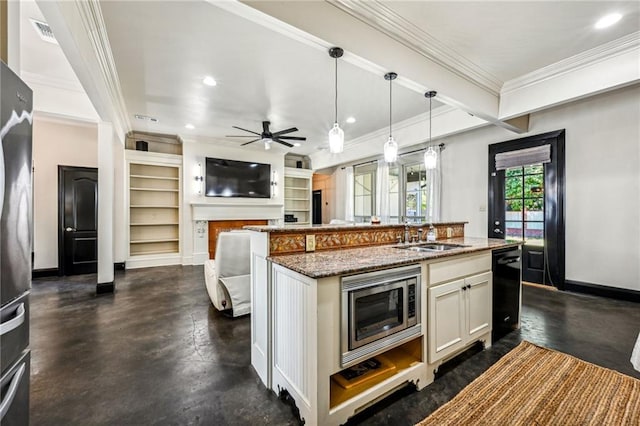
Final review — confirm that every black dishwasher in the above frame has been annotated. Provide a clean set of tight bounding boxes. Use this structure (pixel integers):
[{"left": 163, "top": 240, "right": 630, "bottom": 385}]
[{"left": 492, "top": 247, "right": 522, "bottom": 343}]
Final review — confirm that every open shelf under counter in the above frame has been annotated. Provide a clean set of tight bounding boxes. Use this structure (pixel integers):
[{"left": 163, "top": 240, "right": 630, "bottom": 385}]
[
  {"left": 329, "top": 337, "right": 423, "bottom": 410},
  {"left": 130, "top": 205, "right": 179, "bottom": 208},
  {"left": 130, "top": 222, "right": 179, "bottom": 226}
]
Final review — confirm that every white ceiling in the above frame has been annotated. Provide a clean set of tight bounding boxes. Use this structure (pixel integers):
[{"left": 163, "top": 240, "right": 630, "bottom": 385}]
[
  {"left": 383, "top": 1, "right": 640, "bottom": 82},
  {"left": 19, "top": 0, "right": 84, "bottom": 88},
  {"left": 24, "top": 0, "right": 639, "bottom": 158},
  {"left": 99, "top": 0, "right": 442, "bottom": 155}
]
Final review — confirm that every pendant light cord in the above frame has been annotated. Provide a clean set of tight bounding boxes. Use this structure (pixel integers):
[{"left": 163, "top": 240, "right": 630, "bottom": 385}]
[
  {"left": 429, "top": 95, "right": 432, "bottom": 145},
  {"left": 334, "top": 57, "right": 338, "bottom": 124},
  {"left": 389, "top": 77, "right": 393, "bottom": 138}
]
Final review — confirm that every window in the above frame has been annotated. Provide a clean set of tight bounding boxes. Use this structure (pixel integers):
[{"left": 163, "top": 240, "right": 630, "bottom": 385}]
[
  {"left": 354, "top": 164, "right": 376, "bottom": 222},
  {"left": 404, "top": 162, "right": 428, "bottom": 223},
  {"left": 388, "top": 166, "right": 400, "bottom": 223},
  {"left": 504, "top": 164, "right": 544, "bottom": 245}
]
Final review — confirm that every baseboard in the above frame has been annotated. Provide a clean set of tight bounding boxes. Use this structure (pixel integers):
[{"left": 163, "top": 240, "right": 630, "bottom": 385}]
[
  {"left": 564, "top": 280, "right": 640, "bottom": 303},
  {"left": 114, "top": 262, "right": 126, "bottom": 271},
  {"left": 32, "top": 268, "right": 59, "bottom": 278},
  {"left": 96, "top": 281, "right": 115, "bottom": 294}
]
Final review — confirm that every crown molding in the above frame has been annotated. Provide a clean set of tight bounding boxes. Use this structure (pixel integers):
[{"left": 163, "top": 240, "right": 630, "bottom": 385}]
[
  {"left": 345, "top": 104, "right": 457, "bottom": 150},
  {"left": 328, "top": 0, "right": 503, "bottom": 95},
  {"left": 20, "top": 70, "right": 85, "bottom": 93},
  {"left": 33, "top": 110, "right": 98, "bottom": 128},
  {"left": 502, "top": 31, "right": 640, "bottom": 94},
  {"left": 73, "top": 0, "right": 130, "bottom": 134}
]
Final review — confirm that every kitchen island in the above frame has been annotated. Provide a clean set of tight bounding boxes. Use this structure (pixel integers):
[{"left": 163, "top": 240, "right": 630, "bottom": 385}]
[{"left": 245, "top": 224, "right": 520, "bottom": 425}]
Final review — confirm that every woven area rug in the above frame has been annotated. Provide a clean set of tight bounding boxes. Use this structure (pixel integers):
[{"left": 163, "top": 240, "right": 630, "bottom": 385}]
[{"left": 417, "top": 341, "right": 640, "bottom": 425}]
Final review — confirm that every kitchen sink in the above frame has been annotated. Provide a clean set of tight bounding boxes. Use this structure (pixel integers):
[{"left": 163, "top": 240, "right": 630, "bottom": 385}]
[{"left": 395, "top": 243, "right": 469, "bottom": 252}]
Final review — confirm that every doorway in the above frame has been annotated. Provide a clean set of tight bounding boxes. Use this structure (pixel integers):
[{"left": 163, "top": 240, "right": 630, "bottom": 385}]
[
  {"left": 58, "top": 166, "right": 98, "bottom": 276},
  {"left": 488, "top": 130, "right": 565, "bottom": 288},
  {"left": 312, "top": 190, "right": 322, "bottom": 225}
]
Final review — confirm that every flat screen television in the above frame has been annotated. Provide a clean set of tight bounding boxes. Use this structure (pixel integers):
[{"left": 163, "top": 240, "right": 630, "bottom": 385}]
[{"left": 205, "top": 157, "right": 271, "bottom": 198}]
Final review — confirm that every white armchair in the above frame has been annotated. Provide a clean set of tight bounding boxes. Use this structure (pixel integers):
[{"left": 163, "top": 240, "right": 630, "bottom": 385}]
[{"left": 204, "top": 231, "right": 251, "bottom": 317}]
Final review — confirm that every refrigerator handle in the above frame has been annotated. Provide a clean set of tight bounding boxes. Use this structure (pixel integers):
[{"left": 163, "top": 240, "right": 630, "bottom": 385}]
[
  {"left": 0, "top": 362, "right": 25, "bottom": 420},
  {"left": 0, "top": 303, "right": 25, "bottom": 336}
]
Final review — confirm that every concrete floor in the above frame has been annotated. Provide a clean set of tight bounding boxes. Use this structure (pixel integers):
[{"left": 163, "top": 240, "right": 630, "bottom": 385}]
[{"left": 30, "top": 266, "right": 640, "bottom": 425}]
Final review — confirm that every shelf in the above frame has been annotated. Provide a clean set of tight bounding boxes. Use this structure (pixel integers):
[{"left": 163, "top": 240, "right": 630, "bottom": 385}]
[
  {"left": 284, "top": 209, "right": 310, "bottom": 212},
  {"left": 130, "top": 222, "right": 179, "bottom": 226},
  {"left": 285, "top": 222, "right": 310, "bottom": 225},
  {"left": 329, "top": 337, "right": 422, "bottom": 409},
  {"left": 130, "top": 187, "right": 179, "bottom": 192},
  {"left": 285, "top": 198, "right": 310, "bottom": 201},
  {"left": 286, "top": 186, "right": 309, "bottom": 190},
  {"left": 130, "top": 205, "right": 179, "bottom": 208},
  {"left": 130, "top": 174, "right": 179, "bottom": 181},
  {"left": 130, "top": 249, "right": 178, "bottom": 256},
  {"left": 130, "top": 238, "right": 179, "bottom": 244}
]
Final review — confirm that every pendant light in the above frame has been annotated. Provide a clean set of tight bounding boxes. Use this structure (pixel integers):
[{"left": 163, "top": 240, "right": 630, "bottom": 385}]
[
  {"left": 328, "top": 47, "right": 344, "bottom": 154},
  {"left": 384, "top": 72, "right": 398, "bottom": 163},
  {"left": 424, "top": 91, "right": 438, "bottom": 169}
]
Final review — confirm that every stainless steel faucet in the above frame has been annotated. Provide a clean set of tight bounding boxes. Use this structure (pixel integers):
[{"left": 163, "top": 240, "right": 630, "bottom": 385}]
[{"left": 404, "top": 221, "right": 411, "bottom": 244}]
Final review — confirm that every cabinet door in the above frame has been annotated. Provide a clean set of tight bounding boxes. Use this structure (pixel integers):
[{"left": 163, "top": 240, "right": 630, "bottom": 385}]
[
  {"left": 428, "top": 279, "right": 466, "bottom": 363},
  {"left": 465, "top": 272, "right": 492, "bottom": 341}
]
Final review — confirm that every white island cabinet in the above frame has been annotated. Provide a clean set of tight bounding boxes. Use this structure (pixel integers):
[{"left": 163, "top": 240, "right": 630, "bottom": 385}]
[
  {"left": 246, "top": 230, "right": 519, "bottom": 426},
  {"left": 270, "top": 264, "right": 428, "bottom": 426}
]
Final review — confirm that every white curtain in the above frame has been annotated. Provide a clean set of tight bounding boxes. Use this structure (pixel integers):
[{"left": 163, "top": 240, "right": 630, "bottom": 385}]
[
  {"left": 376, "top": 160, "right": 390, "bottom": 223},
  {"left": 425, "top": 147, "right": 442, "bottom": 223},
  {"left": 334, "top": 166, "right": 354, "bottom": 222}
]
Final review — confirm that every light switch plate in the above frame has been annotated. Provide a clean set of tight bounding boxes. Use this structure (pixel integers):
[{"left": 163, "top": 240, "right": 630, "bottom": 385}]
[{"left": 306, "top": 234, "right": 316, "bottom": 252}]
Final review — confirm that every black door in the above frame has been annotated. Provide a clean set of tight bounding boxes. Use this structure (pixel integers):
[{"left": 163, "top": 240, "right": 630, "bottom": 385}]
[
  {"left": 488, "top": 130, "right": 565, "bottom": 288},
  {"left": 58, "top": 166, "right": 98, "bottom": 275},
  {"left": 312, "top": 190, "right": 322, "bottom": 225}
]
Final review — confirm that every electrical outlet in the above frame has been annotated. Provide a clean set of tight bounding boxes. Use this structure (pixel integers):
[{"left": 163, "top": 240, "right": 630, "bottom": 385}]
[
  {"left": 306, "top": 234, "right": 316, "bottom": 252},
  {"left": 446, "top": 227, "right": 453, "bottom": 238}
]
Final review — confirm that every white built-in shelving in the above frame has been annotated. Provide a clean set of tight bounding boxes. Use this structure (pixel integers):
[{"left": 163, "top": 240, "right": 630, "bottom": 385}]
[
  {"left": 283, "top": 167, "right": 313, "bottom": 225},
  {"left": 126, "top": 150, "right": 182, "bottom": 268}
]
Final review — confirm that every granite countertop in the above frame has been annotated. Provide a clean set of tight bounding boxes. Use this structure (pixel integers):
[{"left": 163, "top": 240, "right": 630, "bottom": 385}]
[
  {"left": 268, "top": 237, "right": 522, "bottom": 278},
  {"left": 244, "top": 221, "right": 468, "bottom": 233}
]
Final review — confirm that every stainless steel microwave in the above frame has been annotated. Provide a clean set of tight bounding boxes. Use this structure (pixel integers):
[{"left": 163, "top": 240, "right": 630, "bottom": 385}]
[{"left": 341, "top": 265, "right": 421, "bottom": 367}]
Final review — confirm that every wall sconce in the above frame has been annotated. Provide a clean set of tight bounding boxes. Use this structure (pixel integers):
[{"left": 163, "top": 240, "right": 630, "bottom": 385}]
[
  {"left": 194, "top": 162, "right": 204, "bottom": 195},
  {"left": 271, "top": 170, "right": 278, "bottom": 198}
]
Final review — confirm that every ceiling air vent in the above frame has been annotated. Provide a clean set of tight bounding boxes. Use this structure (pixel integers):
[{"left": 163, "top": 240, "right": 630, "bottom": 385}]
[
  {"left": 30, "top": 19, "right": 58, "bottom": 45},
  {"left": 135, "top": 114, "right": 159, "bottom": 123}
]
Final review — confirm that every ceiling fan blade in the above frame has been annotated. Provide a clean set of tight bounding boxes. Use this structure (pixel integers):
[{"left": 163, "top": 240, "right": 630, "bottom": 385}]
[
  {"left": 262, "top": 121, "right": 270, "bottom": 133},
  {"left": 277, "top": 136, "right": 306, "bottom": 141},
  {"left": 226, "top": 135, "right": 261, "bottom": 138},
  {"left": 232, "top": 126, "right": 260, "bottom": 135},
  {"left": 272, "top": 127, "right": 298, "bottom": 136},
  {"left": 241, "top": 139, "right": 260, "bottom": 146},
  {"left": 273, "top": 138, "right": 294, "bottom": 148}
]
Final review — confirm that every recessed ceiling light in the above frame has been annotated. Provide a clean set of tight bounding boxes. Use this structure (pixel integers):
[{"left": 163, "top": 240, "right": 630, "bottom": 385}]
[
  {"left": 346, "top": 116, "right": 356, "bottom": 124},
  {"left": 185, "top": 123, "right": 195, "bottom": 130},
  {"left": 293, "top": 142, "right": 301, "bottom": 147},
  {"left": 203, "top": 76, "right": 217, "bottom": 86},
  {"left": 595, "top": 13, "right": 622, "bottom": 29}
]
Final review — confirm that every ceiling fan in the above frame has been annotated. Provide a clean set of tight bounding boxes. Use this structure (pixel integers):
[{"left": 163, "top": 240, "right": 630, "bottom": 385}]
[{"left": 226, "top": 121, "right": 306, "bottom": 149}]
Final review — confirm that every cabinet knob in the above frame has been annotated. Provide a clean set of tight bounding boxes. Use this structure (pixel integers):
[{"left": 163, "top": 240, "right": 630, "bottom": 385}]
[{"left": 462, "top": 286, "right": 467, "bottom": 291}]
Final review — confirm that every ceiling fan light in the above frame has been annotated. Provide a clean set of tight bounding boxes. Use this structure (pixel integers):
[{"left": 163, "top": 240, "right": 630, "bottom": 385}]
[
  {"left": 424, "top": 146, "right": 438, "bottom": 169},
  {"left": 384, "top": 136, "right": 398, "bottom": 163},
  {"left": 328, "top": 122, "right": 344, "bottom": 154},
  {"left": 263, "top": 139, "right": 271, "bottom": 150}
]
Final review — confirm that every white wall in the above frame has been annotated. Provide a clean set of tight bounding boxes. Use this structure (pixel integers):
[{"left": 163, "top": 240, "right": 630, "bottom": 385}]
[
  {"left": 32, "top": 116, "right": 98, "bottom": 269},
  {"left": 180, "top": 140, "right": 286, "bottom": 265},
  {"left": 441, "top": 85, "right": 640, "bottom": 291}
]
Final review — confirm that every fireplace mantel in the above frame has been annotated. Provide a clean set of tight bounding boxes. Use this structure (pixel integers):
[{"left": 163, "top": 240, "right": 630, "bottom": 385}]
[{"left": 190, "top": 202, "right": 284, "bottom": 221}]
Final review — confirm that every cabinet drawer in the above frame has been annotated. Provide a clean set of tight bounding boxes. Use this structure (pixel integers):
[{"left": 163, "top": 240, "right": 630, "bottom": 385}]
[{"left": 428, "top": 253, "right": 491, "bottom": 286}]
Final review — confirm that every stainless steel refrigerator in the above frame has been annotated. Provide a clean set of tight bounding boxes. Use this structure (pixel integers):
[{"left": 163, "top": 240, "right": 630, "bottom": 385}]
[{"left": 0, "top": 60, "right": 32, "bottom": 425}]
